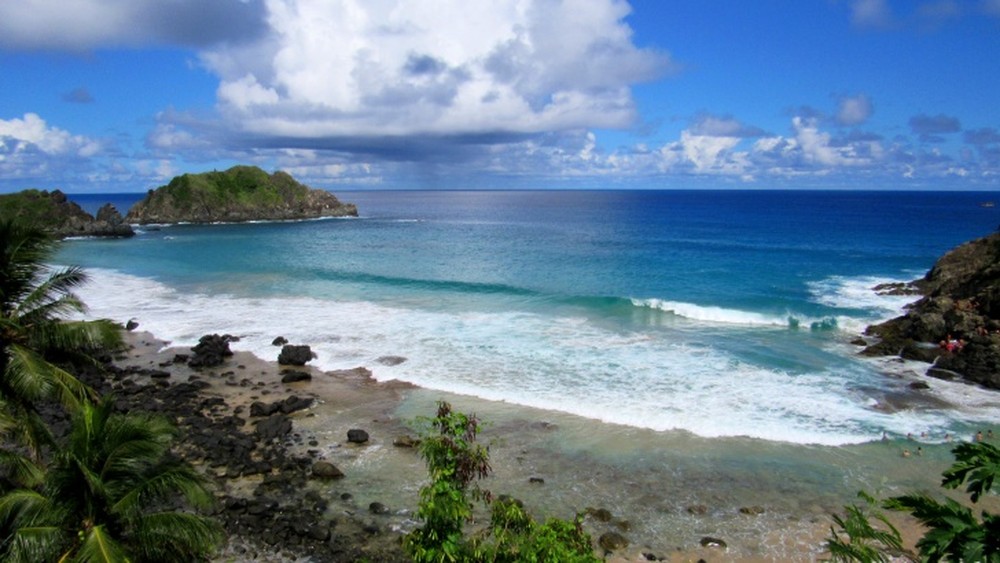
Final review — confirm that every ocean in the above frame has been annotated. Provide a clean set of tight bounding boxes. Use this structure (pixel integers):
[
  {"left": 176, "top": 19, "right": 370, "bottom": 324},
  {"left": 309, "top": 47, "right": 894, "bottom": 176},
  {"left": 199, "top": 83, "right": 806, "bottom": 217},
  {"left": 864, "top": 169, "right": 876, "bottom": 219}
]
[{"left": 62, "top": 190, "right": 999, "bottom": 446}]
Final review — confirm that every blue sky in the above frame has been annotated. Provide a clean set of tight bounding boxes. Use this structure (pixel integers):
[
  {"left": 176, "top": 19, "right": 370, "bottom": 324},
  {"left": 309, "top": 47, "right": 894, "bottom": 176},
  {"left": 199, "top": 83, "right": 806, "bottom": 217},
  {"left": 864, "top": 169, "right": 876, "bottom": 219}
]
[{"left": 1, "top": 0, "right": 999, "bottom": 193}]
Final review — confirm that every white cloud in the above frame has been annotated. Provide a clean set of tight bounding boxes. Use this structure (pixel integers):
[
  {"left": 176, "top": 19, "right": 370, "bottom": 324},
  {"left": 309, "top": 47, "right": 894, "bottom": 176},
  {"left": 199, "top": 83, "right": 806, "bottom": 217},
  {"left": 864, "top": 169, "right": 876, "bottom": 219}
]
[
  {"left": 835, "top": 94, "right": 873, "bottom": 126},
  {"left": 0, "top": 113, "right": 104, "bottom": 184},
  {"left": 851, "top": 0, "right": 893, "bottom": 27},
  {"left": 204, "top": 0, "right": 671, "bottom": 138},
  {"left": 0, "top": 113, "right": 100, "bottom": 156}
]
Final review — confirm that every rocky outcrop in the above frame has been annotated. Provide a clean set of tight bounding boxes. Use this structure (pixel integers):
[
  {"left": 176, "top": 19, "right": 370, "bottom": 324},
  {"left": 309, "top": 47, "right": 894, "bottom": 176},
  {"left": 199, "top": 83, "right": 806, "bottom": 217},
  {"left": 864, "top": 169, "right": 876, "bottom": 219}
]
[
  {"left": 125, "top": 165, "right": 358, "bottom": 224},
  {"left": 863, "top": 231, "right": 1000, "bottom": 389},
  {"left": 278, "top": 344, "right": 314, "bottom": 366},
  {"left": 0, "top": 189, "right": 134, "bottom": 238}
]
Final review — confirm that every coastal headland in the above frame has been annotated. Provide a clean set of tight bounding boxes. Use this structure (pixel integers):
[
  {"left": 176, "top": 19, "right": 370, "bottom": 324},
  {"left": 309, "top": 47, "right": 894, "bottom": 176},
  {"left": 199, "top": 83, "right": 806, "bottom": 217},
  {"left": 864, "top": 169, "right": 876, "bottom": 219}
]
[{"left": 862, "top": 230, "right": 1000, "bottom": 390}]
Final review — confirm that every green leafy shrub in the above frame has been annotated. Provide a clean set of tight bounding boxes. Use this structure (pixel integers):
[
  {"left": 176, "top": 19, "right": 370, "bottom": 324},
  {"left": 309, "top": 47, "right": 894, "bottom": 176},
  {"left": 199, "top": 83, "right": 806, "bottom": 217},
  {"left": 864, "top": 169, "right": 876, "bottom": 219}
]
[{"left": 403, "top": 401, "right": 598, "bottom": 562}]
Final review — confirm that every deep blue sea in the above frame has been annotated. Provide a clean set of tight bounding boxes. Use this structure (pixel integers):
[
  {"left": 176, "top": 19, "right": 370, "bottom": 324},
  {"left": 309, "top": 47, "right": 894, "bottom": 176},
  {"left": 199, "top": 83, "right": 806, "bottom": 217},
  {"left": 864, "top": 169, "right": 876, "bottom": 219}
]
[{"left": 60, "top": 190, "right": 1000, "bottom": 446}]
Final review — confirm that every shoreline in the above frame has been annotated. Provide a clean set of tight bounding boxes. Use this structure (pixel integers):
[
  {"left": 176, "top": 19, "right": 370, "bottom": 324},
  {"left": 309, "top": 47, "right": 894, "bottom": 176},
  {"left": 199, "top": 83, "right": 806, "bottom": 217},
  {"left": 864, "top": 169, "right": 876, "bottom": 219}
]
[{"left": 102, "top": 327, "right": 1000, "bottom": 562}]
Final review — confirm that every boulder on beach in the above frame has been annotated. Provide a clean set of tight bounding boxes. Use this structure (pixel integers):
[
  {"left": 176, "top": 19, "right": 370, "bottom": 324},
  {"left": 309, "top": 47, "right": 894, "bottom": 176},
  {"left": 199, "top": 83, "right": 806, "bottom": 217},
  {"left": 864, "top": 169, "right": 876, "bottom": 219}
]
[
  {"left": 189, "top": 334, "right": 234, "bottom": 368},
  {"left": 347, "top": 429, "right": 369, "bottom": 444},
  {"left": 863, "top": 231, "right": 1000, "bottom": 390},
  {"left": 311, "top": 461, "right": 344, "bottom": 480},
  {"left": 598, "top": 531, "right": 629, "bottom": 552},
  {"left": 280, "top": 370, "right": 312, "bottom": 383},
  {"left": 278, "top": 344, "right": 314, "bottom": 366}
]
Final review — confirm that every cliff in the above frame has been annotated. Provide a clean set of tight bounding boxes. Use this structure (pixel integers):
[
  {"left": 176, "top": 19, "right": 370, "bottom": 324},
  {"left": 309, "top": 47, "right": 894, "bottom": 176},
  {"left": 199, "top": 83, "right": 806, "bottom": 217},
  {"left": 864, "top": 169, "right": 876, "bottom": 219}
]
[
  {"left": 124, "top": 166, "right": 358, "bottom": 224},
  {"left": 862, "top": 231, "right": 1000, "bottom": 389},
  {"left": 0, "top": 189, "right": 134, "bottom": 239}
]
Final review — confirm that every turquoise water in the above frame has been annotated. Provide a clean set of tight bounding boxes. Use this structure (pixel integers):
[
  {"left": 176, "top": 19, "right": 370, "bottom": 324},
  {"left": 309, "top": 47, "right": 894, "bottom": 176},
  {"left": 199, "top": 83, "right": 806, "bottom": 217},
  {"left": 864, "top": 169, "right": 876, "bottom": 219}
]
[{"left": 60, "top": 190, "right": 1000, "bottom": 446}]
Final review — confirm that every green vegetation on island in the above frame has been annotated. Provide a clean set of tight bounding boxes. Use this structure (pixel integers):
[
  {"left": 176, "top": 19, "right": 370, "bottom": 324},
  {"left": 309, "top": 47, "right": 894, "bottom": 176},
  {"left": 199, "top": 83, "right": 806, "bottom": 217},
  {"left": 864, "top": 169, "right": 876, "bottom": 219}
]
[
  {"left": 125, "top": 165, "right": 358, "bottom": 224},
  {"left": 0, "top": 190, "right": 133, "bottom": 239}
]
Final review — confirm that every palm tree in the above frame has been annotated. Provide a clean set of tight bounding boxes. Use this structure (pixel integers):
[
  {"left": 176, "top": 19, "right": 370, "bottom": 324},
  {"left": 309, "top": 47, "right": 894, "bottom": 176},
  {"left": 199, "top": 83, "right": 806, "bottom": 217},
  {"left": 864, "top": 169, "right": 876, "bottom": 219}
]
[
  {"left": 0, "top": 218, "right": 122, "bottom": 458},
  {"left": 0, "top": 397, "right": 224, "bottom": 562}
]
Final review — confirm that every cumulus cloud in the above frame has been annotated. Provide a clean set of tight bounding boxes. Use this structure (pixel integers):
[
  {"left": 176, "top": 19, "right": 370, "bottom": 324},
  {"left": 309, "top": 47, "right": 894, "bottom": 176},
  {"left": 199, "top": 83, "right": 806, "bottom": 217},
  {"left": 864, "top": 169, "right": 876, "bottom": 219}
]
[
  {"left": 0, "top": 0, "right": 265, "bottom": 51},
  {"left": 909, "top": 113, "right": 961, "bottom": 142},
  {"left": 835, "top": 94, "right": 873, "bottom": 126},
  {"left": 0, "top": 113, "right": 101, "bottom": 156},
  {"left": 202, "top": 0, "right": 672, "bottom": 141},
  {"left": 0, "top": 113, "right": 103, "bottom": 183}
]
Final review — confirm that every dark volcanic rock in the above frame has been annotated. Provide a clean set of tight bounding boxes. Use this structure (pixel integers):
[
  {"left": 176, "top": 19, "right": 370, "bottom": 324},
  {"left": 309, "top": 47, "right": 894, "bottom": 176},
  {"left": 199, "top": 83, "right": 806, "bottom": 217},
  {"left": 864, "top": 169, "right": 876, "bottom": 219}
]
[
  {"left": 278, "top": 344, "right": 314, "bottom": 366},
  {"left": 375, "top": 355, "right": 407, "bottom": 366},
  {"left": 347, "top": 429, "right": 369, "bottom": 444},
  {"left": 311, "top": 461, "right": 345, "bottom": 480},
  {"left": 863, "top": 232, "right": 1000, "bottom": 390},
  {"left": 598, "top": 531, "right": 629, "bottom": 552},
  {"left": 280, "top": 370, "right": 312, "bottom": 383},
  {"left": 280, "top": 395, "right": 313, "bottom": 414},
  {"left": 272, "top": 336, "right": 288, "bottom": 346},
  {"left": 255, "top": 414, "right": 293, "bottom": 441},
  {"left": 250, "top": 401, "right": 281, "bottom": 417},
  {"left": 189, "top": 334, "right": 234, "bottom": 368}
]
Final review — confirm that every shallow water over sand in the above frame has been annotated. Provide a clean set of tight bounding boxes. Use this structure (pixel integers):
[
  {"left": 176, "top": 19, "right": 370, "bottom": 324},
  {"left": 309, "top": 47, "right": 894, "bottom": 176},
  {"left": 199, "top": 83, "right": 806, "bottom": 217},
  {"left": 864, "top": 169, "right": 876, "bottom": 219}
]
[{"left": 288, "top": 384, "right": 991, "bottom": 560}]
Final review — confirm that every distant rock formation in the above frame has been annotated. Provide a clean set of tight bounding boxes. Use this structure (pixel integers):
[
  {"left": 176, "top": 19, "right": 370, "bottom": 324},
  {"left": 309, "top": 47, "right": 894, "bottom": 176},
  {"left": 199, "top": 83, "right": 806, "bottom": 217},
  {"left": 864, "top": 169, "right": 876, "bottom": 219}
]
[
  {"left": 0, "top": 189, "right": 134, "bottom": 238},
  {"left": 125, "top": 165, "right": 358, "bottom": 224},
  {"left": 862, "top": 231, "right": 1000, "bottom": 390}
]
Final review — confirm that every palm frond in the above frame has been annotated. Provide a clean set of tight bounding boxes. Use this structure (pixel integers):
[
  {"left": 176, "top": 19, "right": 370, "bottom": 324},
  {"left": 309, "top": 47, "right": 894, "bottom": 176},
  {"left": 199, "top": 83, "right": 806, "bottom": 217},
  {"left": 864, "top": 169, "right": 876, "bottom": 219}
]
[
  {"left": 885, "top": 493, "right": 982, "bottom": 562},
  {"left": 0, "top": 488, "right": 57, "bottom": 525},
  {"left": 76, "top": 523, "right": 130, "bottom": 563},
  {"left": 3, "top": 524, "right": 68, "bottom": 563},
  {"left": 110, "top": 462, "right": 215, "bottom": 523},
  {"left": 129, "top": 511, "right": 225, "bottom": 563},
  {"left": 0, "top": 449, "right": 45, "bottom": 489},
  {"left": 941, "top": 441, "right": 1000, "bottom": 503},
  {"left": 5, "top": 343, "right": 94, "bottom": 410},
  {"left": 0, "top": 401, "right": 56, "bottom": 460},
  {"left": 15, "top": 266, "right": 89, "bottom": 320},
  {"left": 826, "top": 491, "right": 904, "bottom": 562}
]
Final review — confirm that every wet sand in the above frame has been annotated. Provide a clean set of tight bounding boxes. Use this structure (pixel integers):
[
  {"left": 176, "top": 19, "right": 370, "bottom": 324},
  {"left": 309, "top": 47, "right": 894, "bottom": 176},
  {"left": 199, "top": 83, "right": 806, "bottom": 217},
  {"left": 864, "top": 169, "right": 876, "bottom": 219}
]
[{"left": 119, "top": 330, "right": 998, "bottom": 562}]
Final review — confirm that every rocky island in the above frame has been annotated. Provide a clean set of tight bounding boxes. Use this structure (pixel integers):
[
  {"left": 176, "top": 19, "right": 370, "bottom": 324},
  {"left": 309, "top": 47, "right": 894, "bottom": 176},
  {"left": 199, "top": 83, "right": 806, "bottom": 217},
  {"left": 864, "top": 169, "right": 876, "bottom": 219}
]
[
  {"left": 862, "top": 230, "right": 1000, "bottom": 390},
  {"left": 0, "top": 189, "right": 133, "bottom": 238},
  {"left": 125, "top": 165, "right": 358, "bottom": 224}
]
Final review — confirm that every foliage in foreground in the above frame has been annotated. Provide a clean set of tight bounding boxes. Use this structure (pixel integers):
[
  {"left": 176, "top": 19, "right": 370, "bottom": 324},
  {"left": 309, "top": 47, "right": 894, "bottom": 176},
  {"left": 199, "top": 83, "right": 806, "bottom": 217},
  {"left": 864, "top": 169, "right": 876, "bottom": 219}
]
[
  {"left": 827, "top": 440, "right": 1000, "bottom": 563},
  {"left": 825, "top": 491, "right": 904, "bottom": 562},
  {"left": 403, "top": 401, "right": 599, "bottom": 562},
  {"left": 0, "top": 219, "right": 122, "bottom": 459},
  {"left": 0, "top": 397, "right": 224, "bottom": 562},
  {"left": 0, "top": 219, "right": 223, "bottom": 561},
  {"left": 884, "top": 441, "right": 1000, "bottom": 563}
]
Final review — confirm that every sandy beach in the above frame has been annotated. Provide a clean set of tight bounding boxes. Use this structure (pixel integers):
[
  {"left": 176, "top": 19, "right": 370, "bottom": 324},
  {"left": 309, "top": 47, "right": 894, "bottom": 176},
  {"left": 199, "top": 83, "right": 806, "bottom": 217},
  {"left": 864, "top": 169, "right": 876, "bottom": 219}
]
[{"left": 102, "top": 327, "right": 1000, "bottom": 562}]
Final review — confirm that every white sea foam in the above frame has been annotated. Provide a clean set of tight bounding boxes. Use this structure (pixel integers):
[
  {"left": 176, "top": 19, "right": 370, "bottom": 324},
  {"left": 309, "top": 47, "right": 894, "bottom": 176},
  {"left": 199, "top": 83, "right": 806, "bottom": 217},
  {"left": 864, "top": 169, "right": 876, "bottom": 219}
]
[
  {"left": 77, "top": 268, "right": 992, "bottom": 447},
  {"left": 631, "top": 298, "right": 794, "bottom": 327},
  {"left": 808, "top": 275, "right": 920, "bottom": 319}
]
